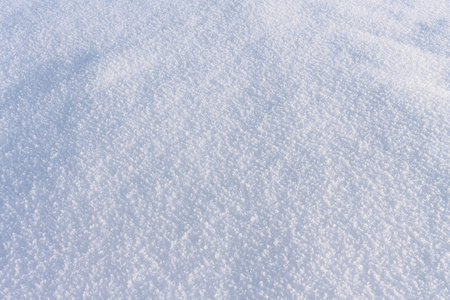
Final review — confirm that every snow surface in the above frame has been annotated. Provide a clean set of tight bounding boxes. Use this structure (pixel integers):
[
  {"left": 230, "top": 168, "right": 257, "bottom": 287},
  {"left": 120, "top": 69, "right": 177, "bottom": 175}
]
[{"left": 1, "top": 0, "right": 449, "bottom": 298}]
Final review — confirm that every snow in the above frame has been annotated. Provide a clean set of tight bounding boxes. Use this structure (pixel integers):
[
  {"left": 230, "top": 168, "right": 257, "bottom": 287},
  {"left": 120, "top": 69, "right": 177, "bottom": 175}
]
[{"left": 1, "top": 0, "right": 449, "bottom": 298}]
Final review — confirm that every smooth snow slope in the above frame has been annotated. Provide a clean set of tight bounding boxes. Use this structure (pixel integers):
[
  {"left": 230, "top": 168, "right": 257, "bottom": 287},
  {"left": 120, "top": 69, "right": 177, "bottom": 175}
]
[{"left": 1, "top": 0, "right": 449, "bottom": 298}]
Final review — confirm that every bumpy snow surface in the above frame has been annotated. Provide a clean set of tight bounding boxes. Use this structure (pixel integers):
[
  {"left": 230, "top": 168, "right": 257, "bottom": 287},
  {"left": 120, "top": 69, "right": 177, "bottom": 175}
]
[{"left": 1, "top": 0, "right": 449, "bottom": 298}]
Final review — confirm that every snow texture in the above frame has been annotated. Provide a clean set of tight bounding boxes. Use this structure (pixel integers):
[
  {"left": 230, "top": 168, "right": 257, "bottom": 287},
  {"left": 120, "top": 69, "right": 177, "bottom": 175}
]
[{"left": 1, "top": 0, "right": 449, "bottom": 299}]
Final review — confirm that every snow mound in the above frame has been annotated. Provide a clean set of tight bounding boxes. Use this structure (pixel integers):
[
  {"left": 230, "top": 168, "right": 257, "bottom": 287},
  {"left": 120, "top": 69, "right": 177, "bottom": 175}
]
[{"left": 1, "top": 0, "right": 449, "bottom": 298}]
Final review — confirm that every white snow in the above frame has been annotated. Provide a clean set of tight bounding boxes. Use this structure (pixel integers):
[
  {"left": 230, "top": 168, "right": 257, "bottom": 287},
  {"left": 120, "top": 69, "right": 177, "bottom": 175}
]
[{"left": 1, "top": 0, "right": 449, "bottom": 298}]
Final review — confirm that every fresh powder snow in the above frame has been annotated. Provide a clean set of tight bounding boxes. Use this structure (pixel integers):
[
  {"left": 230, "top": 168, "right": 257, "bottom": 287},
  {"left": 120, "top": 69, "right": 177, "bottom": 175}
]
[{"left": 1, "top": 0, "right": 449, "bottom": 298}]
